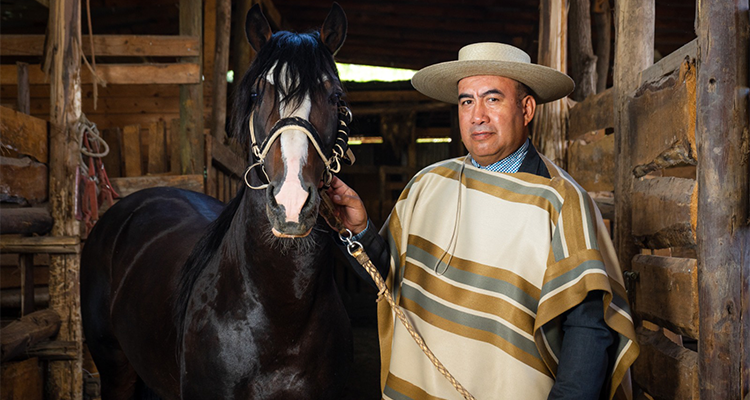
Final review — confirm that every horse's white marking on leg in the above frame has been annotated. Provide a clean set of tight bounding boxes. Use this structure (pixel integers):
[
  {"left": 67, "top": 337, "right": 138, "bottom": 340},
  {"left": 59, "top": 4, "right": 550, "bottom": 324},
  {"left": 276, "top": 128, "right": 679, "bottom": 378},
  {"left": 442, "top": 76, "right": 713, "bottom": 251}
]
[{"left": 269, "top": 64, "right": 314, "bottom": 223}]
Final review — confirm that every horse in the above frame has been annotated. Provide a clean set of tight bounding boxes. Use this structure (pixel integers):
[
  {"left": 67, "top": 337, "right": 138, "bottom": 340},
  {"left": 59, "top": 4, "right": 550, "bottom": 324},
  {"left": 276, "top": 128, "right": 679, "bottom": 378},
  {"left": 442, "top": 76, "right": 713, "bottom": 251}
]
[{"left": 81, "top": 4, "right": 354, "bottom": 399}]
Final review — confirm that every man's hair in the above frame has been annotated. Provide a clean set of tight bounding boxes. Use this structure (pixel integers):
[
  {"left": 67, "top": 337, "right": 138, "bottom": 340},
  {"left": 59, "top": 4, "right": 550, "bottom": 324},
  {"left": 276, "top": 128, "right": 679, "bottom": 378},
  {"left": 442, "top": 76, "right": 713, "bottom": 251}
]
[{"left": 515, "top": 81, "right": 536, "bottom": 109}]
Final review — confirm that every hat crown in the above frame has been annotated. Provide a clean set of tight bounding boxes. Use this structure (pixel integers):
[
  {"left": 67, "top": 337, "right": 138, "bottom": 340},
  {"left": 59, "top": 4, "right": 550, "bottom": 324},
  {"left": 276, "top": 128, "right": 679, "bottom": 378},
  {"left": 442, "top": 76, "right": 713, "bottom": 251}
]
[{"left": 458, "top": 42, "right": 531, "bottom": 64}]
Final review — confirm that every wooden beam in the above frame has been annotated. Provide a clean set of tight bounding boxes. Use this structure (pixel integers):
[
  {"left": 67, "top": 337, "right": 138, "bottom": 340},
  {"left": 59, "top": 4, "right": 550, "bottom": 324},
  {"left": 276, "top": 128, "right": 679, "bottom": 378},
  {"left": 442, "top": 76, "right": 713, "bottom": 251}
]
[
  {"left": 0, "top": 207, "right": 53, "bottom": 236},
  {"left": 613, "top": 0, "right": 654, "bottom": 280},
  {"left": 0, "top": 235, "right": 80, "bottom": 254},
  {"left": 122, "top": 125, "right": 142, "bottom": 177},
  {"left": 0, "top": 156, "right": 48, "bottom": 204},
  {"left": 110, "top": 175, "right": 204, "bottom": 197},
  {"left": 0, "top": 34, "right": 200, "bottom": 57},
  {"left": 639, "top": 39, "right": 697, "bottom": 86},
  {"left": 179, "top": 0, "right": 204, "bottom": 176},
  {"left": 210, "top": 0, "right": 231, "bottom": 143},
  {"left": 568, "top": 0, "right": 597, "bottom": 101},
  {"left": 0, "top": 63, "right": 201, "bottom": 85},
  {"left": 0, "top": 106, "right": 48, "bottom": 163},
  {"left": 633, "top": 327, "right": 698, "bottom": 400},
  {"left": 592, "top": 0, "right": 611, "bottom": 93},
  {"left": 695, "top": 2, "right": 750, "bottom": 399},
  {"left": 47, "top": 0, "right": 84, "bottom": 394},
  {"left": 16, "top": 63, "right": 30, "bottom": 114},
  {"left": 1, "top": 309, "right": 61, "bottom": 362},
  {"left": 147, "top": 121, "right": 167, "bottom": 174},
  {"left": 533, "top": 0, "right": 568, "bottom": 167},
  {"left": 632, "top": 255, "right": 699, "bottom": 339},
  {"left": 566, "top": 132, "right": 614, "bottom": 192},
  {"left": 19, "top": 254, "right": 35, "bottom": 316},
  {"left": 631, "top": 60, "right": 696, "bottom": 178},
  {"left": 345, "top": 90, "right": 432, "bottom": 103},
  {"left": 632, "top": 177, "right": 697, "bottom": 249},
  {"left": 567, "top": 87, "right": 613, "bottom": 140},
  {"left": 211, "top": 140, "right": 246, "bottom": 178}
]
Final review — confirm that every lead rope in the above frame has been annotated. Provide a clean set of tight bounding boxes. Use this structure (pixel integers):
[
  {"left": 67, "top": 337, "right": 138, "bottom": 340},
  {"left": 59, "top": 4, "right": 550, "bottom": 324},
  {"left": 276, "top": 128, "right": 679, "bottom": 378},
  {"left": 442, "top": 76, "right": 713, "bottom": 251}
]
[{"left": 318, "top": 193, "right": 476, "bottom": 400}]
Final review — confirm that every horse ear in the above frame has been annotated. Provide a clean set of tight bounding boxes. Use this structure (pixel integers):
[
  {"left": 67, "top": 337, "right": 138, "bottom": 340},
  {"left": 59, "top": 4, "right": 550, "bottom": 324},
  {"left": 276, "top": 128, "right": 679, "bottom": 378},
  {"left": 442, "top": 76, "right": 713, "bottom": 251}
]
[
  {"left": 320, "top": 2, "right": 347, "bottom": 56},
  {"left": 245, "top": 4, "right": 272, "bottom": 53}
]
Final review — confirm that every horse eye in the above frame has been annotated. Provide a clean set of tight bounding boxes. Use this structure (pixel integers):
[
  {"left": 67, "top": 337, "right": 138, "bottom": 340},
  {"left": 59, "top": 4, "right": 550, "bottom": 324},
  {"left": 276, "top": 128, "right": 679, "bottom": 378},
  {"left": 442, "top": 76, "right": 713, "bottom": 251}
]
[
  {"left": 250, "top": 92, "right": 258, "bottom": 101},
  {"left": 329, "top": 92, "right": 342, "bottom": 105}
]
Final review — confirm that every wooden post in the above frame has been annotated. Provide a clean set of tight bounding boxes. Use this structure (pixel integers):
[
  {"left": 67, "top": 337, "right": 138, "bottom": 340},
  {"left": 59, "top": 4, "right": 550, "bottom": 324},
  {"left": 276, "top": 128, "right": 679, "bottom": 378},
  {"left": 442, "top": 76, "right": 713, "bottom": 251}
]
[
  {"left": 592, "top": 0, "right": 611, "bottom": 93},
  {"left": 231, "top": 0, "right": 255, "bottom": 80},
  {"left": 16, "top": 62, "right": 30, "bottom": 114},
  {"left": 179, "top": 0, "right": 204, "bottom": 175},
  {"left": 695, "top": 1, "right": 750, "bottom": 399},
  {"left": 612, "top": 0, "right": 653, "bottom": 281},
  {"left": 533, "top": 0, "right": 568, "bottom": 168},
  {"left": 210, "top": 0, "right": 231, "bottom": 144},
  {"left": 568, "top": 0, "right": 597, "bottom": 101},
  {"left": 46, "top": 0, "right": 83, "bottom": 397}
]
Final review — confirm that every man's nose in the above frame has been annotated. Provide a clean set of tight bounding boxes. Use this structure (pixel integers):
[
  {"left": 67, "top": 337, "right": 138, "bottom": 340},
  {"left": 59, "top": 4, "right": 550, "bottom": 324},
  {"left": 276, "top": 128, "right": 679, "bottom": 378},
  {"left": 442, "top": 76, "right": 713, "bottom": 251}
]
[{"left": 472, "top": 102, "right": 489, "bottom": 124}]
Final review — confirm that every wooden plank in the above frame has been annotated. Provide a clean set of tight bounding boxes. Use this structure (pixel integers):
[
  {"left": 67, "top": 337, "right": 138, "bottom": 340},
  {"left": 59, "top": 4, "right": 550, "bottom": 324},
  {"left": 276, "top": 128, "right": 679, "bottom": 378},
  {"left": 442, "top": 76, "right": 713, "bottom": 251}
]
[
  {"left": 0, "top": 235, "right": 80, "bottom": 254},
  {"left": 212, "top": 140, "right": 246, "bottom": 178},
  {"left": 147, "top": 121, "right": 167, "bottom": 174},
  {"left": 632, "top": 255, "right": 699, "bottom": 339},
  {"left": 110, "top": 174, "right": 204, "bottom": 198},
  {"left": 630, "top": 60, "right": 696, "bottom": 178},
  {"left": 19, "top": 254, "right": 35, "bottom": 316},
  {"left": 101, "top": 128, "right": 122, "bottom": 178},
  {"left": 633, "top": 327, "right": 698, "bottom": 400},
  {"left": 568, "top": 0, "right": 597, "bottom": 101},
  {"left": 0, "top": 206, "right": 53, "bottom": 236},
  {"left": 695, "top": 2, "right": 750, "bottom": 399},
  {"left": 16, "top": 63, "right": 30, "bottom": 114},
  {"left": 613, "top": 0, "right": 654, "bottom": 283},
  {"left": 1, "top": 34, "right": 200, "bottom": 57},
  {"left": 205, "top": 135, "right": 215, "bottom": 197},
  {"left": 0, "top": 358, "right": 43, "bottom": 400},
  {"left": 567, "top": 87, "right": 613, "bottom": 140},
  {"left": 0, "top": 63, "right": 201, "bottom": 85},
  {"left": 566, "top": 132, "right": 614, "bottom": 192},
  {"left": 640, "top": 39, "right": 698, "bottom": 86},
  {"left": 0, "top": 156, "right": 49, "bottom": 204},
  {"left": 0, "top": 106, "right": 48, "bottom": 163},
  {"left": 28, "top": 96, "right": 183, "bottom": 115},
  {"left": 1, "top": 265, "right": 49, "bottom": 289},
  {"left": 1, "top": 309, "right": 61, "bottom": 362},
  {"left": 25, "top": 340, "right": 78, "bottom": 361},
  {"left": 122, "top": 125, "right": 142, "bottom": 177},
  {"left": 632, "top": 177, "right": 696, "bottom": 249}
]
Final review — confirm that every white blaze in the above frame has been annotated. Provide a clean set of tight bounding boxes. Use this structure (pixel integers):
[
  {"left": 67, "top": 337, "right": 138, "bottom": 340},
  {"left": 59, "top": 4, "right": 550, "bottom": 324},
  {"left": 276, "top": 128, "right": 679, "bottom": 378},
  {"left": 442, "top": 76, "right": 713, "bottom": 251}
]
[{"left": 267, "top": 65, "right": 312, "bottom": 223}]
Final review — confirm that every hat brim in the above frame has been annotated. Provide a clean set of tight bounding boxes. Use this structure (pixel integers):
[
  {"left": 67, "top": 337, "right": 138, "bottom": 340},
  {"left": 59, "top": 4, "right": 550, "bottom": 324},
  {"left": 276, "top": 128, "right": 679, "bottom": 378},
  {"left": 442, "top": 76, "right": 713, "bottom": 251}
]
[{"left": 411, "top": 60, "right": 575, "bottom": 104}]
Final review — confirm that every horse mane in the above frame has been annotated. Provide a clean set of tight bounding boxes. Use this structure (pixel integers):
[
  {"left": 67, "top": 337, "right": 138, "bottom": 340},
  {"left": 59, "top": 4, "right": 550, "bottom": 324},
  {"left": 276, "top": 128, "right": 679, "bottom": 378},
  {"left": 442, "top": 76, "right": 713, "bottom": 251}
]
[
  {"left": 174, "top": 186, "right": 245, "bottom": 342},
  {"left": 229, "top": 30, "right": 342, "bottom": 148},
  {"left": 175, "top": 29, "right": 341, "bottom": 344}
]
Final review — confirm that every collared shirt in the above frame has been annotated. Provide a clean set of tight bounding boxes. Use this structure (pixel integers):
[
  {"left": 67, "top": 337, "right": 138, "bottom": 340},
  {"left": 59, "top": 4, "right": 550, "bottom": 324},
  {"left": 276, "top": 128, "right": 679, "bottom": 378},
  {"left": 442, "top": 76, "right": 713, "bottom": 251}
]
[{"left": 469, "top": 138, "right": 530, "bottom": 173}]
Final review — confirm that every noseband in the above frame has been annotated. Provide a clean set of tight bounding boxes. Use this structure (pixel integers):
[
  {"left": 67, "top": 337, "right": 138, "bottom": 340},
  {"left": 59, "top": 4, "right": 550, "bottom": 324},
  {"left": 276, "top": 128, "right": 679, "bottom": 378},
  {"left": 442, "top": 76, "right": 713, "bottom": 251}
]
[{"left": 244, "top": 101, "right": 355, "bottom": 190}]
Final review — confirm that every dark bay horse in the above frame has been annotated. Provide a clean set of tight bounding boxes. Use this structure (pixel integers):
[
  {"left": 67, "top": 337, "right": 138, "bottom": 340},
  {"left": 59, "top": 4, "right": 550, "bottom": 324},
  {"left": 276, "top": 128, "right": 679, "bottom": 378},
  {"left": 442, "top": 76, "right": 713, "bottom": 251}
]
[{"left": 81, "top": 4, "right": 353, "bottom": 399}]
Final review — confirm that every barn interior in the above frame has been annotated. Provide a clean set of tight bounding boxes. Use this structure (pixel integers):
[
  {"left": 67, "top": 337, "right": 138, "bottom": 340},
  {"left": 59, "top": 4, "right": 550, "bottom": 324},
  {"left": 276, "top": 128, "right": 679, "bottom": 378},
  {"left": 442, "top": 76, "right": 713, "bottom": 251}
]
[{"left": 1, "top": 1, "right": 747, "bottom": 400}]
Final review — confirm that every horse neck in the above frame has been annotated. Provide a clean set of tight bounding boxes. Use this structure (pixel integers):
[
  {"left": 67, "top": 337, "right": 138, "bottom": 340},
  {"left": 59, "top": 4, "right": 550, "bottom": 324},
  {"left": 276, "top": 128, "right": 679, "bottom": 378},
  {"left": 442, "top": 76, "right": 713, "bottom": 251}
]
[{"left": 224, "top": 188, "right": 333, "bottom": 306}]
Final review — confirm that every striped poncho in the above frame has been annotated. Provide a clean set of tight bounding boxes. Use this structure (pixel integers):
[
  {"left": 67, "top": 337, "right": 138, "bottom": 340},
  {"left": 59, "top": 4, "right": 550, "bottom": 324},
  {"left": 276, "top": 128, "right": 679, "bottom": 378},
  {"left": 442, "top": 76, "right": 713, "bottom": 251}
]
[{"left": 376, "top": 156, "right": 639, "bottom": 400}]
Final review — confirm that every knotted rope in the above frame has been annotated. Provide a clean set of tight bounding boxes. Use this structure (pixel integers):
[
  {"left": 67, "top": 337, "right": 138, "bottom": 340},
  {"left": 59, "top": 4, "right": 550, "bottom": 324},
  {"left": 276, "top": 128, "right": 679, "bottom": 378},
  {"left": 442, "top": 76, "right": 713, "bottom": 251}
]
[{"left": 318, "top": 193, "right": 476, "bottom": 400}]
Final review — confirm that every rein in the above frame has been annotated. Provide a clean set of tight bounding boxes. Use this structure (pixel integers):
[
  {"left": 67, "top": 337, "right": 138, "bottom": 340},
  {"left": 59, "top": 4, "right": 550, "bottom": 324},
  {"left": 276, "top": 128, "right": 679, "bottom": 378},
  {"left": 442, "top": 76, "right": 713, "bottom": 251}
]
[
  {"left": 243, "top": 101, "right": 354, "bottom": 190},
  {"left": 318, "top": 194, "right": 477, "bottom": 400}
]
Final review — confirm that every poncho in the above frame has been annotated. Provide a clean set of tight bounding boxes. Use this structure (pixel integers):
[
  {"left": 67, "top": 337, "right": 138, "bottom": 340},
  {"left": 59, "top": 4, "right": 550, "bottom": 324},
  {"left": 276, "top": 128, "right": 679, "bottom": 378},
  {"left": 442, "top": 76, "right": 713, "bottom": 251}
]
[{"left": 376, "top": 156, "right": 639, "bottom": 400}]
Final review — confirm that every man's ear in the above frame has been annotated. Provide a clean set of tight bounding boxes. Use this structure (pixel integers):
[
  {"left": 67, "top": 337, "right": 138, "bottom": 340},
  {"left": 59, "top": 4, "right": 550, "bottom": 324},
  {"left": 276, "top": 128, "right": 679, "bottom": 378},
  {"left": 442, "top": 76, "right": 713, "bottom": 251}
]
[{"left": 522, "top": 95, "right": 536, "bottom": 126}]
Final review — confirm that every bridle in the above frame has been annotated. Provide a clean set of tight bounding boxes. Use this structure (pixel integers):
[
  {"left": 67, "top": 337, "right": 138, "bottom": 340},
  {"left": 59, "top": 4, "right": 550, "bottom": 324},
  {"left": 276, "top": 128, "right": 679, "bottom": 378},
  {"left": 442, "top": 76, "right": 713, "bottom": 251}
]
[{"left": 243, "top": 100, "right": 355, "bottom": 190}]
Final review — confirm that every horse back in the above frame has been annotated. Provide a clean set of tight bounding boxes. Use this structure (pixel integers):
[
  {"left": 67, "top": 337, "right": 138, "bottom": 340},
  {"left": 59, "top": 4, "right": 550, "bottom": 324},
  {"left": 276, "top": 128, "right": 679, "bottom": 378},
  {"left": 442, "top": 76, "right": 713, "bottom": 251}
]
[{"left": 81, "top": 187, "right": 224, "bottom": 399}]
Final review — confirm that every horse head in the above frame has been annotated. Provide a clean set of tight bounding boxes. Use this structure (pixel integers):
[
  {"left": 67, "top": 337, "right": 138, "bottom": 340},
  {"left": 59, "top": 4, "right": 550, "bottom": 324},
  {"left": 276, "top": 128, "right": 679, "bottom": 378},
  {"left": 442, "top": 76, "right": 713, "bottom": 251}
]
[{"left": 235, "top": 3, "right": 352, "bottom": 239}]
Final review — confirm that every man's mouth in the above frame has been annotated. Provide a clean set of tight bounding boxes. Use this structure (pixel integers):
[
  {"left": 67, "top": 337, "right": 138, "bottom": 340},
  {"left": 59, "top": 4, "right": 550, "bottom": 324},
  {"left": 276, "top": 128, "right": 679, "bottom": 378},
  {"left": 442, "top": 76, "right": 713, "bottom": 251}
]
[{"left": 471, "top": 131, "right": 494, "bottom": 140}]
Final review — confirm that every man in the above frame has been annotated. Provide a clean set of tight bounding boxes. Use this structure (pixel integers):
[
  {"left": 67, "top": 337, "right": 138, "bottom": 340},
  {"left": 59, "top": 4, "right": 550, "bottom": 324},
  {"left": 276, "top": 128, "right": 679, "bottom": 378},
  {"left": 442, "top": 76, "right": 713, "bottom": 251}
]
[{"left": 327, "top": 43, "right": 638, "bottom": 400}]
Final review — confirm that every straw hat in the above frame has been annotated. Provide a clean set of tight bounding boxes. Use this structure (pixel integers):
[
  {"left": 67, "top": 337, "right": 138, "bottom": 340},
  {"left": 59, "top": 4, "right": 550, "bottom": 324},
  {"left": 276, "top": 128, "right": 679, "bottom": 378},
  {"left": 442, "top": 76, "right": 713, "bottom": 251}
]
[{"left": 411, "top": 42, "right": 575, "bottom": 104}]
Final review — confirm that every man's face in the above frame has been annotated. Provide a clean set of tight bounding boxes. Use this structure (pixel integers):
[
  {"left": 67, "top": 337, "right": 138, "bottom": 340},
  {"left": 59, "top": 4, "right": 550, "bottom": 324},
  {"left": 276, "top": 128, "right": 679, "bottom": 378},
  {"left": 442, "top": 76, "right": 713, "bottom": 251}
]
[{"left": 457, "top": 75, "right": 536, "bottom": 166}]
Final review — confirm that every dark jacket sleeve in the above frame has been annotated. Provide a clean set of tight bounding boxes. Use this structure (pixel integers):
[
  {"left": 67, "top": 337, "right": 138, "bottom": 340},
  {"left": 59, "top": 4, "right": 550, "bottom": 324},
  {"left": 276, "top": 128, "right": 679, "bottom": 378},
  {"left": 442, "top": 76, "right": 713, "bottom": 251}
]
[
  {"left": 334, "top": 219, "right": 391, "bottom": 288},
  {"left": 547, "top": 290, "right": 614, "bottom": 400}
]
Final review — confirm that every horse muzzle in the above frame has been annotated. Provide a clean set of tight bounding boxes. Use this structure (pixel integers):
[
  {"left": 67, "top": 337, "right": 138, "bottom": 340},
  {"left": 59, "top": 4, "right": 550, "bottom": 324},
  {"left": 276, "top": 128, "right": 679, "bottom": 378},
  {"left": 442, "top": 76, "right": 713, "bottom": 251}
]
[{"left": 265, "top": 184, "right": 319, "bottom": 238}]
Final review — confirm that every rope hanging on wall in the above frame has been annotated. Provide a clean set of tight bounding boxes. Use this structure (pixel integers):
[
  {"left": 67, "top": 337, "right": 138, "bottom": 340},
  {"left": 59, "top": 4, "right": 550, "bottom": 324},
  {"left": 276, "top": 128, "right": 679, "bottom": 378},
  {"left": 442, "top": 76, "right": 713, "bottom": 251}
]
[{"left": 76, "top": 114, "right": 118, "bottom": 236}]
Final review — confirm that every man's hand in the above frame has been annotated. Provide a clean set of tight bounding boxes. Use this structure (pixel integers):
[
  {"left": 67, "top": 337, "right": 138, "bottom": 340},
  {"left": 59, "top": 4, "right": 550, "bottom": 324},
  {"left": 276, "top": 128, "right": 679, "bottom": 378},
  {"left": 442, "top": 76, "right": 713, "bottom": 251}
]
[{"left": 325, "top": 176, "right": 368, "bottom": 234}]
